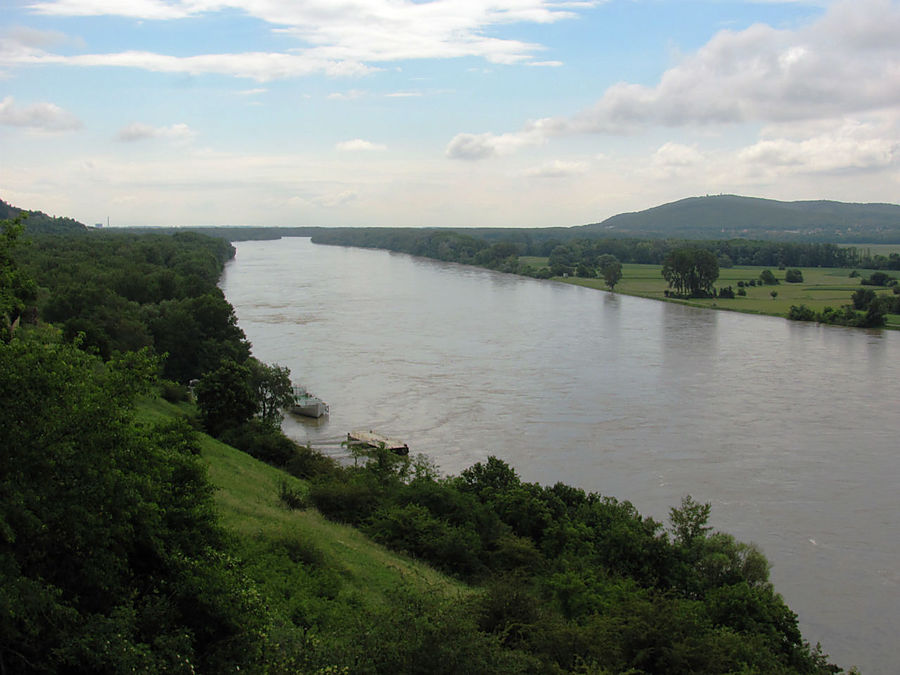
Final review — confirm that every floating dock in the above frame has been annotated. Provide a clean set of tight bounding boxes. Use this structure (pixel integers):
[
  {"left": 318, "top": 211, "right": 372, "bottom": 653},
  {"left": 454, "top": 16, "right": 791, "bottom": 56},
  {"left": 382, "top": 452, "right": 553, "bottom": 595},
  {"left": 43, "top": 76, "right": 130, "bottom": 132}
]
[{"left": 346, "top": 430, "right": 409, "bottom": 455}]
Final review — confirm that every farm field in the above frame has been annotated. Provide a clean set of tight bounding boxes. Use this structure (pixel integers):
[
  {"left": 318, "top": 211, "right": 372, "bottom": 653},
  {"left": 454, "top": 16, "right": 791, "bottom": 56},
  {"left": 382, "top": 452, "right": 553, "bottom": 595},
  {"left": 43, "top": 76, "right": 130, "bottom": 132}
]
[{"left": 519, "top": 258, "right": 900, "bottom": 329}]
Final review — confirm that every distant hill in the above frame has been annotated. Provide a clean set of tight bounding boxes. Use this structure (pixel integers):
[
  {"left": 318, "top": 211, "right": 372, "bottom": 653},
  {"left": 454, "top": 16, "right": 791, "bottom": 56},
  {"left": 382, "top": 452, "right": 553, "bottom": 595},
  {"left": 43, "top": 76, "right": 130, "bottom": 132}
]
[
  {"left": 575, "top": 195, "right": 900, "bottom": 243},
  {"left": 0, "top": 198, "right": 87, "bottom": 235}
]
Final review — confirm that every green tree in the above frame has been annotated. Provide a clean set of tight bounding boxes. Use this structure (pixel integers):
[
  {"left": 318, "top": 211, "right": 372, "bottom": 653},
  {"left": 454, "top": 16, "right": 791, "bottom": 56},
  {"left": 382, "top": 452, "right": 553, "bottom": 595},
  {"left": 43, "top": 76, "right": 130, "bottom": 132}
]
[
  {"left": 0, "top": 218, "right": 37, "bottom": 341},
  {"left": 662, "top": 248, "right": 719, "bottom": 297},
  {"left": 247, "top": 357, "right": 293, "bottom": 427},
  {"left": 0, "top": 339, "right": 269, "bottom": 672},
  {"left": 195, "top": 359, "right": 257, "bottom": 436},
  {"left": 669, "top": 495, "right": 712, "bottom": 546},
  {"left": 598, "top": 254, "right": 623, "bottom": 291},
  {"left": 759, "top": 269, "right": 779, "bottom": 285}
]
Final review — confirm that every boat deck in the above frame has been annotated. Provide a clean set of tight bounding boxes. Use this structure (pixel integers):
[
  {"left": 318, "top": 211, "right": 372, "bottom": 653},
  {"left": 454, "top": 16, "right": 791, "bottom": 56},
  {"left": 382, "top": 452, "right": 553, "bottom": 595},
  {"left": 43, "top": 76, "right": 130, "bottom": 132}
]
[{"left": 346, "top": 430, "right": 409, "bottom": 455}]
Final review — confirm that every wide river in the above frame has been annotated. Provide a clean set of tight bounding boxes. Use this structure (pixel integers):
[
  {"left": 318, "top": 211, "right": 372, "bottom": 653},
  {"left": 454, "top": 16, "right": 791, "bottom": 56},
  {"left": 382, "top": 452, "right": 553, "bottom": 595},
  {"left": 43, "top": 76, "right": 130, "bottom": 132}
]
[{"left": 220, "top": 237, "right": 899, "bottom": 674}]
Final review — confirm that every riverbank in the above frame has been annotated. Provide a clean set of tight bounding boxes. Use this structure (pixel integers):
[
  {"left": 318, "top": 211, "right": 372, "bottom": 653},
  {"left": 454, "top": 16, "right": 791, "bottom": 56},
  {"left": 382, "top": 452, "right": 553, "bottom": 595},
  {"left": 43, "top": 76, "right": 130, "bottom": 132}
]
[{"left": 542, "top": 261, "right": 900, "bottom": 329}]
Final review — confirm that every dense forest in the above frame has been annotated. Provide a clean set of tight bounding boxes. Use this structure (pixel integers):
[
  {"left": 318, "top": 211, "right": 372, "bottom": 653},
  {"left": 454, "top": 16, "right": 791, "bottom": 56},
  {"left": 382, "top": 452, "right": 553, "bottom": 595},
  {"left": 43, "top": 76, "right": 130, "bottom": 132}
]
[{"left": 1, "top": 213, "right": 845, "bottom": 672}]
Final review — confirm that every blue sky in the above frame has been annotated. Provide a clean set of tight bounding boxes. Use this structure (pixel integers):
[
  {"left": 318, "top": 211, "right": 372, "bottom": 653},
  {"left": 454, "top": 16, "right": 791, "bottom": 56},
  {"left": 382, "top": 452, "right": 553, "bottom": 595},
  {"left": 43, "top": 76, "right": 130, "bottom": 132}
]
[{"left": 2, "top": 0, "right": 899, "bottom": 228}]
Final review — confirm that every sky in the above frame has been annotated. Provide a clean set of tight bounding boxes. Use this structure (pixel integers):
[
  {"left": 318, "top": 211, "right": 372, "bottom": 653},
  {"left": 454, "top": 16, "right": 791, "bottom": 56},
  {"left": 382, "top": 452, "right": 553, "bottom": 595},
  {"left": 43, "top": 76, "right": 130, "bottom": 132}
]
[{"left": 1, "top": 0, "right": 899, "bottom": 228}]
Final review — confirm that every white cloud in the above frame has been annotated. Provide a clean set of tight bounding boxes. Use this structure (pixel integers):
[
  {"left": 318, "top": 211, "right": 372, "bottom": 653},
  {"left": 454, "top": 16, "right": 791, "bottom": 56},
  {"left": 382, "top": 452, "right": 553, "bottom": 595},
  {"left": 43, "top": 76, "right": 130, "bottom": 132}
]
[
  {"left": 526, "top": 60, "right": 563, "bottom": 67},
  {"left": 449, "top": 0, "right": 900, "bottom": 157},
  {"left": 328, "top": 89, "right": 366, "bottom": 100},
  {"left": 0, "top": 96, "right": 81, "bottom": 131},
  {"left": 737, "top": 118, "right": 898, "bottom": 174},
  {"left": 652, "top": 142, "right": 705, "bottom": 168},
  {"left": 16, "top": 1, "right": 598, "bottom": 80},
  {"left": 116, "top": 121, "right": 195, "bottom": 142},
  {"left": 14, "top": 50, "right": 375, "bottom": 82},
  {"left": 336, "top": 138, "right": 386, "bottom": 152},
  {"left": 523, "top": 159, "right": 589, "bottom": 178},
  {"left": 446, "top": 119, "right": 554, "bottom": 159},
  {"left": 28, "top": 0, "right": 191, "bottom": 20}
]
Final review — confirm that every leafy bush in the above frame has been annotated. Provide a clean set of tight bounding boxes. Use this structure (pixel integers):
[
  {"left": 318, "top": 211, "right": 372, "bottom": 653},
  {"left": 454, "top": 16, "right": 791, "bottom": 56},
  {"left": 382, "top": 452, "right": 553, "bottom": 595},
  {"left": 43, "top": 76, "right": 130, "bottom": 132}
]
[
  {"left": 851, "top": 288, "right": 877, "bottom": 310},
  {"left": 784, "top": 268, "right": 804, "bottom": 283},
  {"left": 219, "top": 417, "right": 297, "bottom": 466},
  {"left": 861, "top": 271, "right": 897, "bottom": 286},
  {"left": 788, "top": 305, "right": 816, "bottom": 321},
  {"left": 279, "top": 481, "right": 308, "bottom": 510},
  {"left": 309, "top": 479, "right": 381, "bottom": 524},
  {"left": 759, "top": 269, "right": 779, "bottom": 285},
  {"left": 718, "top": 286, "right": 735, "bottom": 299},
  {"left": 285, "top": 442, "right": 340, "bottom": 479},
  {"left": 159, "top": 378, "right": 190, "bottom": 402}
]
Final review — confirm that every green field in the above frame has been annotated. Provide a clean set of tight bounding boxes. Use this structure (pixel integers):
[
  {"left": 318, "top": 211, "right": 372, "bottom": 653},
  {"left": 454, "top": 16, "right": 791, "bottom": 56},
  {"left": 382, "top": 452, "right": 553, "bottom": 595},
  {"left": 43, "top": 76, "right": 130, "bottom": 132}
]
[{"left": 522, "top": 258, "right": 900, "bottom": 329}]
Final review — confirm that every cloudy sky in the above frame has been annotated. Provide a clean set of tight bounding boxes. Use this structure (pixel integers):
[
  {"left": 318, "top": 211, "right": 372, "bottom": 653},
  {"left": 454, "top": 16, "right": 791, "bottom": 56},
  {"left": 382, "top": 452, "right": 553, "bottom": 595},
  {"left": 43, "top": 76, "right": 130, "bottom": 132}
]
[{"left": 1, "top": 0, "right": 899, "bottom": 228}]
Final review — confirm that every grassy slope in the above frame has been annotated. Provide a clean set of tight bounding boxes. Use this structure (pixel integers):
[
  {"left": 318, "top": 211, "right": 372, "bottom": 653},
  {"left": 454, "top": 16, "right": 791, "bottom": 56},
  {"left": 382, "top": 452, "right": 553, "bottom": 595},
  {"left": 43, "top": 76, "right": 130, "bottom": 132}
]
[
  {"left": 136, "top": 397, "right": 468, "bottom": 613},
  {"left": 521, "top": 259, "right": 900, "bottom": 329}
]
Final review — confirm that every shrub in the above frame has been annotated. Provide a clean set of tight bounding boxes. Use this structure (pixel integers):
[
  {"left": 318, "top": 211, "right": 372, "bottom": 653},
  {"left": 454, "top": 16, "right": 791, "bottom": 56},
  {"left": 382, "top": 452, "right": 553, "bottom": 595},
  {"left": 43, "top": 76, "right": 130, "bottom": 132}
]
[
  {"left": 285, "top": 443, "right": 339, "bottom": 480},
  {"left": 759, "top": 269, "right": 779, "bottom": 285},
  {"left": 279, "top": 481, "right": 308, "bottom": 510},
  {"left": 788, "top": 305, "right": 816, "bottom": 321},
  {"left": 718, "top": 286, "right": 735, "bottom": 299},
  {"left": 737, "top": 287, "right": 747, "bottom": 296},
  {"left": 159, "top": 379, "right": 190, "bottom": 402},
  {"left": 309, "top": 479, "right": 380, "bottom": 524},
  {"left": 219, "top": 418, "right": 297, "bottom": 466},
  {"left": 861, "top": 271, "right": 897, "bottom": 286},
  {"left": 851, "top": 288, "right": 877, "bottom": 310},
  {"left": 784, "top": 269, "right": 803, "bottom": 283}
]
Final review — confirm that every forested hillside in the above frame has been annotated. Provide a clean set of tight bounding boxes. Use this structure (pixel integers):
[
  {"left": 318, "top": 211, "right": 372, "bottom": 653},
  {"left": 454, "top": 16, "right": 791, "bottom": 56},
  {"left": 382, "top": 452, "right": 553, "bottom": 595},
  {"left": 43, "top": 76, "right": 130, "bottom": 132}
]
[
  {"left": 576, "top": 195, "right": 900, "bottom": 242},
  {"left": 0, "top": 198, "right": 87, "bottom": 234},
  {"left": 1, "top": 213, "right": 844, "bottom": 673}
]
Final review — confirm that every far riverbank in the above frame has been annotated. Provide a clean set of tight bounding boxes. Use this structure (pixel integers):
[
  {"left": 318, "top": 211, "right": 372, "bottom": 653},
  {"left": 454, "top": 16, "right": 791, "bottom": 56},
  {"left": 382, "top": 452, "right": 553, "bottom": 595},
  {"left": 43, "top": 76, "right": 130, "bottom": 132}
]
[{"left": 547, "top": 261, "right": 900, "bottom": 330}]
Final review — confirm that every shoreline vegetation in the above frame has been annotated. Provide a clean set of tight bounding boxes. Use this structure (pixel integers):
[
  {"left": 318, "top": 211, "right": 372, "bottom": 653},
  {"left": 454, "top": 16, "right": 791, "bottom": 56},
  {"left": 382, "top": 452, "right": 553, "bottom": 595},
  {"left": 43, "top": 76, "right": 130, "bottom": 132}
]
[
  {"left": 1, "top": 214, "right": 853, "bottom": 672},
  {"left": 308, "top": 229, "right": 900, "bottom": 330}
]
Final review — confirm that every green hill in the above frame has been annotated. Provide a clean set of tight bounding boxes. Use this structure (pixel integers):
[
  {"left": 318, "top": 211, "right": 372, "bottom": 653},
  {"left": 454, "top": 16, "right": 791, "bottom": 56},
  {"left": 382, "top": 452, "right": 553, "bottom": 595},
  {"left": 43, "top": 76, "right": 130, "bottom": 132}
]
[
  {"left": 0, "top": 198, "right": 87, "bottom": 234},
  {"left": 576, "top": 194, "right": 900, "bottom": 242}
]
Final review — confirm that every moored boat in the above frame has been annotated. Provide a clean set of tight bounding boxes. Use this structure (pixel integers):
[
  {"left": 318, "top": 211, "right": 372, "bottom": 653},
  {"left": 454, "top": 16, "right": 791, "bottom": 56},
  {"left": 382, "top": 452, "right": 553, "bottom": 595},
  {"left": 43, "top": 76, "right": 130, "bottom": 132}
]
[
  {"left": 346, "top": 429, "right": 409, "bottom": 455},
  {"left": 290, "top": 385, "right": 329, "bottom": 418}
]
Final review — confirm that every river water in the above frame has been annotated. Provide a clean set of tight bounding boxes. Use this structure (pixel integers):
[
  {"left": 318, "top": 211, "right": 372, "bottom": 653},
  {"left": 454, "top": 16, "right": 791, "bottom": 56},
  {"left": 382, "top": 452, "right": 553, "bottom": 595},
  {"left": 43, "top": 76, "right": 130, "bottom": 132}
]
[{"left": 220, "top": 237, "right": 899, "bottom": 674}]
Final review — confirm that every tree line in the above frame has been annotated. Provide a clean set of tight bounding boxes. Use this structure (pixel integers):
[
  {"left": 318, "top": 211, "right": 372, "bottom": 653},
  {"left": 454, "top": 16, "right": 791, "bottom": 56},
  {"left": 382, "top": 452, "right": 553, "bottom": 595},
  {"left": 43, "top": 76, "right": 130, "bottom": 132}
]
[{"left": 313, "top": 227, "right": 898, "bottom": 273}]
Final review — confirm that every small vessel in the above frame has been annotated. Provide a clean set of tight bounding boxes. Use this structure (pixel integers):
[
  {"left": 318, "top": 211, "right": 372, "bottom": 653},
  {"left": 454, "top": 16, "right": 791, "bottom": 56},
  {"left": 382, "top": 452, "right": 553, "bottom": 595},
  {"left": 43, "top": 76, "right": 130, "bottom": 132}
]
[
  {"left": 346, "top": 430, "right": 409, "bottom": 455},
  {"left": 290, "top": 385, "right": 329, "bottom": 418}
]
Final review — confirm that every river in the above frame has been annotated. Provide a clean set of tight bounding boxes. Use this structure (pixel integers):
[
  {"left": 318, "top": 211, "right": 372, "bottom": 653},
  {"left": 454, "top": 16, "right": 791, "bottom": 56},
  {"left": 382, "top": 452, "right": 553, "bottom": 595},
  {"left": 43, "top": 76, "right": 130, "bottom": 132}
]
[{"left": 219, "top": 237, "right": 899, "bottom": 674}]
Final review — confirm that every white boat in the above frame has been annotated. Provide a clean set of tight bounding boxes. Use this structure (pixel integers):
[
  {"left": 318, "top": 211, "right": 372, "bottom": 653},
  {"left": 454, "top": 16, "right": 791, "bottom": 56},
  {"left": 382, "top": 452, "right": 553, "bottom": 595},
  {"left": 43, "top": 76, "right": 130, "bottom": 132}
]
[{"left": 290, "top": 385, "right": 329, "bottom": 418}]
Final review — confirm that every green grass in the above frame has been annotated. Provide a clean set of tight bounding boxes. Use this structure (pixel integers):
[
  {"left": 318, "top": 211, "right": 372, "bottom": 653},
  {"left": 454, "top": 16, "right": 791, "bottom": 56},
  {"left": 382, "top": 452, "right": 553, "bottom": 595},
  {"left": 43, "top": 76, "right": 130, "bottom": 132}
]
[
  {"left": 136, "top": 396, "right": 468, "bottom": 612},
  {"left": 556, "top": 264, "right": 899, "bottom": 329}
]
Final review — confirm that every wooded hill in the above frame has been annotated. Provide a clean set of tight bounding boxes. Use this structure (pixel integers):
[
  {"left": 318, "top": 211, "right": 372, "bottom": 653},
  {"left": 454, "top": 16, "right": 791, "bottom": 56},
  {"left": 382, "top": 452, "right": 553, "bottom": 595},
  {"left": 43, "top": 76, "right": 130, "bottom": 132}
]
[
  {"left": 0, "top": 198, "right": 87, "bottom": 235},
  {"left": 574, "top": 195, "right": 900, "bottom": 243}
]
